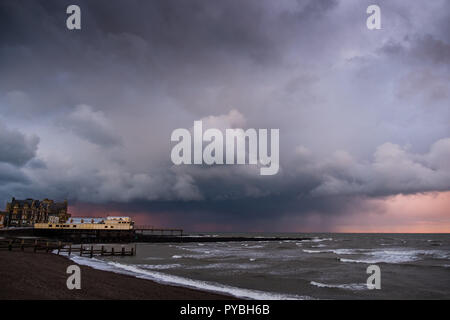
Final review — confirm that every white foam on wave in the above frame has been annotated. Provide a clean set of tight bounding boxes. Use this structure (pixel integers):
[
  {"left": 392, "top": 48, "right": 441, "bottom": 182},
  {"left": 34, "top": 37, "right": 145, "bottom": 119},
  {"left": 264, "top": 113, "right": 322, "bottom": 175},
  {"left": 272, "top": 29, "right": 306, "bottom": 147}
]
[
  {"left": 339, "top": 249, "right": 450, "bottom": 264},
  {"left": 310, "top": 281, "right": 367, "bottom": 291},
  {"left": 246, "top": 245, "right": 264, "bottom": 249},
  {"left": 301, "top": 238, "right": 333, "bottom": 243},
  {"left": 340, "top": 258, "right": 370, "bottom": 264},
  {"left": 187, "top": 262, "right": 265, "bottom": 270},
  {"left": 303, "top": 247, "right": 450, "bottom": 264},
  {"left": 303, "top": 249, "right": 328, "bottom": 253},
  {"left": 144, "top": 256, "right": 164, "bottom": 261},
  {"left": 140, "top": 264, "right": 182, "bottom": 270},
  {"left": 65, "top": 254, "right": 311, "bottom": 300},
  {"left": 303, "top": 249, "right": 360, "bottom": 254},
  {"left": 172, "top": 245, "right": 269, "bottom": 261}
]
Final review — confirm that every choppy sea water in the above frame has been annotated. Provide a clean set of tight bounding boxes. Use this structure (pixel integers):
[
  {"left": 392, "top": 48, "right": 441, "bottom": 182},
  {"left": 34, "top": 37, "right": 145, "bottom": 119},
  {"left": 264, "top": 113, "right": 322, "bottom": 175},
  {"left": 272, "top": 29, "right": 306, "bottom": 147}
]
[{"left": 66, "top": 233, "right": 450, "bottom": 299}]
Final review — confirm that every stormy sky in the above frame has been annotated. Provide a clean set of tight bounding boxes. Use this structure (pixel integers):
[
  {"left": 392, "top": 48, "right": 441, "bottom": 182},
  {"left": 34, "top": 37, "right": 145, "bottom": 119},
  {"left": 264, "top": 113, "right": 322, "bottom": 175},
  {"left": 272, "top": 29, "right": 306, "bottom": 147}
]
[{"left": 0, "top": 0, "right": 449, "bottom": 231}]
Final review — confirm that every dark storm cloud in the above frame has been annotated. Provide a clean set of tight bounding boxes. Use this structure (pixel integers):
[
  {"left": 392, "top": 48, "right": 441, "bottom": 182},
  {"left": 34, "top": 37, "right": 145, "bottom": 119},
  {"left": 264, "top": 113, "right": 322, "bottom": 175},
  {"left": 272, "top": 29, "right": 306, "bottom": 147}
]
[
  {"left": 0, "top": 0, "right": 285, "bottom": 117},
  {"left": 0, "top": 0, "right": 449, "bottom": 229},
  {"left": 0, "top": 163, "right": 29, "bottom": 184},
  {"left": 71, "top": 193, "right": 369, "bottom": 231}
]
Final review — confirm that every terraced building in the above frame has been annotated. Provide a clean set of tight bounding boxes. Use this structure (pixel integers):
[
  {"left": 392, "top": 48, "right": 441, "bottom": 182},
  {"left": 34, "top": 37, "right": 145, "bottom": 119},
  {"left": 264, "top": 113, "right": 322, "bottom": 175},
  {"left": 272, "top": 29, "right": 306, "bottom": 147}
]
[{"left": 3, "top": 198, "right": 70, "bottom": 227}]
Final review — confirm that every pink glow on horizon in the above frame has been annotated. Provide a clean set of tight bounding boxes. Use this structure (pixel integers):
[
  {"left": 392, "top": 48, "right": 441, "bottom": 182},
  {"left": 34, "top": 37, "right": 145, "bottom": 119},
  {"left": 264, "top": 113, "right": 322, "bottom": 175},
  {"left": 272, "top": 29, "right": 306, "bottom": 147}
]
[{"left": 333, "top": 191, "right": 450, "bottom": 233}]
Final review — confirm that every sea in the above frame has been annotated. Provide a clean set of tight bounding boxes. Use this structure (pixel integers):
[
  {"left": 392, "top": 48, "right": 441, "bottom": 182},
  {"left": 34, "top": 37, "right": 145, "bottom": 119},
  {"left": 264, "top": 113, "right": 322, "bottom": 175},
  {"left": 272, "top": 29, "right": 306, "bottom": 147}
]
[{"left": 66, "top": 233, "right": 450, "bottom": 299}]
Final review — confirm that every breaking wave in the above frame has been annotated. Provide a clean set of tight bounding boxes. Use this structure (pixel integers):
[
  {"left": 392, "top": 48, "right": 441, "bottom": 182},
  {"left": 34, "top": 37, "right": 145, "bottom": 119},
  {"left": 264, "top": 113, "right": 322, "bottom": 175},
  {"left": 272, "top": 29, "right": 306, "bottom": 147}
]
[
  {"left": 301, "top": 238, "right": 333, "bottom": 243},
  {"left": 301, "top": 247, "right": 450, "bottom": 264},
  {"left": 140, "top": 264, "right": 182, "bottom": 270},
  {"left": 303, "top": 249, "right": 362, "bottom": 254},
  {"left": 64, "top": 254, "right": 312, "bottom": 300},
  {"left": 339, "top": 249, "right": 449, "bottom": 264},
  {"left": 310, "top": 281, "right": 367, "bottom": 291}
]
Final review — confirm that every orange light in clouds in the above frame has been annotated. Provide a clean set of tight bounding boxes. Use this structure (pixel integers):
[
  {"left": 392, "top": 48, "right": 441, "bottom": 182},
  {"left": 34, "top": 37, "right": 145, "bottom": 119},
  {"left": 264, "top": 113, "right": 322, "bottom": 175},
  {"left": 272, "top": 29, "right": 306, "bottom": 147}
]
[{"left": 335, "top": 191, "right": 450, "bottom": 233}]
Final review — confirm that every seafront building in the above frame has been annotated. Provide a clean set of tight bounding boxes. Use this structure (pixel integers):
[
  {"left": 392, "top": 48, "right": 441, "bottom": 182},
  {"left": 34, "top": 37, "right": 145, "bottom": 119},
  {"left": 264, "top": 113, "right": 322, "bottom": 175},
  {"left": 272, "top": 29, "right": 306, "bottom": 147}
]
[
  {"left": 0, "top": 211, "right": 6, "bottom": 228},
  {"left": 34, "top": 216, "right": 134, "bottom": 230},
  {"left": 2, "top": 197, "right": 70, "bottom": 227},
  {"left": 1, "top": 197, "right": 134, "bottom": 231}
]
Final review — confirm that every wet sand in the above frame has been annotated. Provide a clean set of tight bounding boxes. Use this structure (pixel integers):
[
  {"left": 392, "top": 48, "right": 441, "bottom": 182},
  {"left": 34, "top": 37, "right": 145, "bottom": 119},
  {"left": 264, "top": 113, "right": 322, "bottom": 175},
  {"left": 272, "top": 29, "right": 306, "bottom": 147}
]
[{"left": 0, "top": 251, "right": 235, "bottom": 300}]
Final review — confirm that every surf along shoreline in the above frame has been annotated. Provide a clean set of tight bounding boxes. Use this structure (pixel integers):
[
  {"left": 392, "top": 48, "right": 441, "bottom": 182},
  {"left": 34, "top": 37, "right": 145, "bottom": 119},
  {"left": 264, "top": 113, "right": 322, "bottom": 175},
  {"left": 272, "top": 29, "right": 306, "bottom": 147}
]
[
  {"left": 0, "top": 231, "right": 313, "bottom": 300},
  {"left": 0, "top": 250, "right": 235, "bottom": 300}
]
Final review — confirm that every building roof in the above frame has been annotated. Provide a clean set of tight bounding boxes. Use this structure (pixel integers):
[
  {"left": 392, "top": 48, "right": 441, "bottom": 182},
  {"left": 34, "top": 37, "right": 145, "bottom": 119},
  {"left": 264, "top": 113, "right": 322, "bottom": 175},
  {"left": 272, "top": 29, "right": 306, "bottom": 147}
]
[
  {"left": 11, "top": 199, "right": 34, "bottom": 206},
  {"left": 8, "top": 198, "right": 66, "bottom": 209},
  {"left": 49, "top": 203, "right": 67, "bottom": 210},
  {"left": 68, "top": 217, "right": 105, "bottom": 224}
]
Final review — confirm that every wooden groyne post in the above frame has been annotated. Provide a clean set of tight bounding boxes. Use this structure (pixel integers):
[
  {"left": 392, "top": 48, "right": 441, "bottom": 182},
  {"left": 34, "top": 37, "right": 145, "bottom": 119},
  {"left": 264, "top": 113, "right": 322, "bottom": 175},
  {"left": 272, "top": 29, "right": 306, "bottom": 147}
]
[{"left": 0, "top": 239, "right": 136, "bottom": 258}]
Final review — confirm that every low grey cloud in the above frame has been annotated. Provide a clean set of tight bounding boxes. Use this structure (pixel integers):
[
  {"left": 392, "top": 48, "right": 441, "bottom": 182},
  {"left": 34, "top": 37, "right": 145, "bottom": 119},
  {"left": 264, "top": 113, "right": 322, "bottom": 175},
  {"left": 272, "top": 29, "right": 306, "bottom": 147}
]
[
  {"left": 304, "top": 138, "right": 450, "bottom": 197},
  {"left": 380, "top": 34, "right": 450, "bottom": 66},
  {"left": 64, "top": 104, "right": 121, "bottom": 147}
]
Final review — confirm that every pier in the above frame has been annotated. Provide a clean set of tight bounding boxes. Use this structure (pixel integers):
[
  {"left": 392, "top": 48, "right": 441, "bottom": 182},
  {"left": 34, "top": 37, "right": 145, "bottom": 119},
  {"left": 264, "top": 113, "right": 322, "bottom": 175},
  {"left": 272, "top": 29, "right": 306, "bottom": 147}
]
[
  {"left": 134, "top": 226, "right": 183, "bottom": 237},
  {"left": 0, "top": 228, "right": 312, "bottom": 244}
]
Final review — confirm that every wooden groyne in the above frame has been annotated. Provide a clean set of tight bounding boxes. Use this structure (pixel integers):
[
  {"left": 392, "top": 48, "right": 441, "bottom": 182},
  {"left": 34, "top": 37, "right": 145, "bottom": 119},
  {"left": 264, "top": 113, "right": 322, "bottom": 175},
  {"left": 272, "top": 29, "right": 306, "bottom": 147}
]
[
  {"left": 0, "top": 238, "right": 64, "bottom": 253},
  {"left": 63, "top": 244, "right": 136, "bottom": 257},
  {"left": 0, "top": 228, "right": 135, "bottom": 243},
  {"left": 0, "top": 238, "right": 136, "bottom": 257}
]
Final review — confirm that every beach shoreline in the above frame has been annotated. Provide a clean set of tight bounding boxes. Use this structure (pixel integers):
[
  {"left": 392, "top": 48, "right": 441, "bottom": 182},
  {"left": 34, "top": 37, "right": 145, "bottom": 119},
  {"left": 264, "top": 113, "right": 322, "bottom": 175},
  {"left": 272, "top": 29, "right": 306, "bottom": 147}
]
[{"left": 0, "top": 250, "right": 235, "bottom": 300}]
